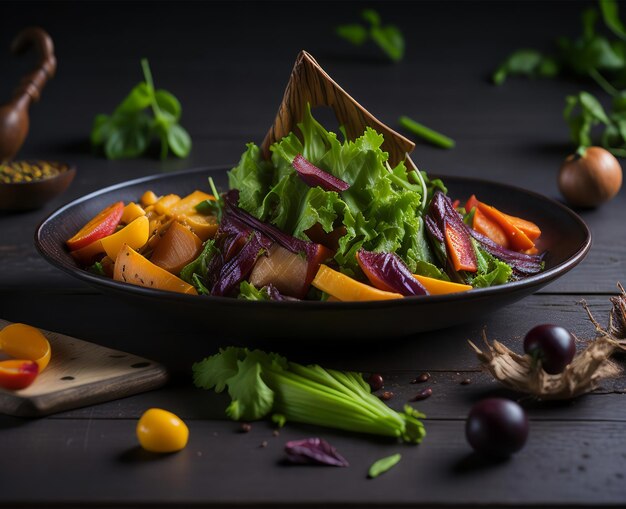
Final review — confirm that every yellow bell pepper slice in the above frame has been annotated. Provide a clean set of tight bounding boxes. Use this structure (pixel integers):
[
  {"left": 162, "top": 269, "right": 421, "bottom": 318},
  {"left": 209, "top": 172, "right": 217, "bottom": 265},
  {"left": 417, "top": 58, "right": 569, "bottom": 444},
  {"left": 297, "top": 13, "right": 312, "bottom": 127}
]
[
  {"left": 413, "top": 274, "right": 472, "bottom": 295},
  {"left": 121, "top": 202, "right": 146, "bottom": 224},
  {"left": 168, "top": 190, "right": 215, "bottom": 218},
  {"left": 101, "top": 216, "right": 150, "bottom": 259},
  {"left": 153, "top": 194, "right": 181, "bottom": 216},
  {"left": 182, "top": 214, "right": 219, "bottom": 241},
  {"left": 0, "top": 323, "right": 51, "bottom": 372},
  {"left": 312, "top": 264, "right": 403, "bottom": 302},
  {"left": 114, "top": 244, "right": 198, "bottom": 295}
]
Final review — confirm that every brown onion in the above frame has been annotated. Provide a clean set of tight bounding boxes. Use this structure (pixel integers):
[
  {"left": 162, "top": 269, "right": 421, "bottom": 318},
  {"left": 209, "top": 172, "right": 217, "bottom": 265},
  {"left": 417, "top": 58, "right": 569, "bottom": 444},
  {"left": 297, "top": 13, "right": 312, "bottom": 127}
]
[{"left": 558, "top": 146, "right": 622, "bottom": 208}]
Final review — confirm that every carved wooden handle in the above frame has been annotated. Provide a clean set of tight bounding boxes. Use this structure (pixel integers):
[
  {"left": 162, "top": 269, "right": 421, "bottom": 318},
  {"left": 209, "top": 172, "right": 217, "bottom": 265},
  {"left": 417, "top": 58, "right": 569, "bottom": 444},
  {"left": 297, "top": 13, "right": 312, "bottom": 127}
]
[
  {"left": 261, "top": 51, "right": 415, "bottom": 167},
  {"left": 11, "top": 27, "right": 57, "bottom": 104}
]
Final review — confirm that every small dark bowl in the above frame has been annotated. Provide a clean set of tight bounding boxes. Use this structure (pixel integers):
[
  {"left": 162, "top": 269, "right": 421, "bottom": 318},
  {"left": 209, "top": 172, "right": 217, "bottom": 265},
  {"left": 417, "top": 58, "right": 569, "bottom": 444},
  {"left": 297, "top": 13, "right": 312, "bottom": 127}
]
[{"left": 0, "top": 161, "right": 75, "bottom": 211}]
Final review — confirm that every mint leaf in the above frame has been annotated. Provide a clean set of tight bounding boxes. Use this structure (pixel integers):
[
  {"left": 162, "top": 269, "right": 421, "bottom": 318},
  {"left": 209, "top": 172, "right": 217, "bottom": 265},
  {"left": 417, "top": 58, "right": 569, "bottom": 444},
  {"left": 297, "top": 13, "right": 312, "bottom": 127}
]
[
  {"left": 600, "top": 0, "right": 626, "bottom": 40},
  {"left": 370, "top": 25, "right": 404, "bottom": 62},
  {"left": 335, "top": 9, "right": 405, "bottom": 63},
  {"left": 336, "top": 24, "right": 368, "bottom": 45},
  {"left": 492, "top": 49, "right": 559, "bottom": 85},
  {"left": 90, "top": 59, "right": 191, "bottom": 160},
  {"left": 167, "top": 123, "right": 192, "bottom": 157},
  {"left": 104, "top": 112, "right": 152, "bottom": 159}
]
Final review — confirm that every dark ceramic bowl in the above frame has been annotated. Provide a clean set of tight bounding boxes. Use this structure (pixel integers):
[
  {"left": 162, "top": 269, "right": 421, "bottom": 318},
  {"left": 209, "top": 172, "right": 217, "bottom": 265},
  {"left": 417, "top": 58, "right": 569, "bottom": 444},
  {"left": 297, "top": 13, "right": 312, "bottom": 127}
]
[
  {"left": 35, "top": 166, "right": 591, "bottom": 340},
  {"left": 0, "top": 161, "right": 75, "bottom": 211}
]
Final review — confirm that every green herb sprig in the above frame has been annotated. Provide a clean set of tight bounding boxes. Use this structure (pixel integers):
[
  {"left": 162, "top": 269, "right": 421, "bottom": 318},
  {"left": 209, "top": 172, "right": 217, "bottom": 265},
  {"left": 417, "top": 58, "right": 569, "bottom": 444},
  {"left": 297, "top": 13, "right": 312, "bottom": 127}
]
[
  {"left": 336, "top": 9, "right": 405, "bottom": 62},
  {"left": 399, "top": 115, "right": 456, "bottom": 149},
  {"left": 91, "top": 59, "right": 191, "bottom": 160},
  {"left": 493, "top": 0, "right": 626, "bottom": 156},
  {"left": 368, "top": 453, "right": 402, "bottom": 478}
]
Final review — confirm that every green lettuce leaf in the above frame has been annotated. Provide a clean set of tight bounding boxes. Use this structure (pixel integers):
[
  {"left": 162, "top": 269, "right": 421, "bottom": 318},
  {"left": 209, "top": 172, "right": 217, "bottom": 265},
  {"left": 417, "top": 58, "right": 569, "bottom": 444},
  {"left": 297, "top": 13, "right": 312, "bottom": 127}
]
[
  {"left": 238, "top": 281, "right": 271, "bottom": 301},
  {"left": 180, "top": 239, "right": 218, "bottom": 294},
  {"left": 228, "top": 105, "right": 427, "bottom": 274}
]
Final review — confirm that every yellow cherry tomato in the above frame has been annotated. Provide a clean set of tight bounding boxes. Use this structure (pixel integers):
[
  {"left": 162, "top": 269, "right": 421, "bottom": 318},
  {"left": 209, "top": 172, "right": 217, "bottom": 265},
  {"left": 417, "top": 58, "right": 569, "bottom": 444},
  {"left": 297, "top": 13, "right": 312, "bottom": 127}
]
[
  {"left": 136, "top": 408, "right": 189, "bottom": 453},
  {"left": 0, "top": 323, "right": 51, "bottom": 372}
]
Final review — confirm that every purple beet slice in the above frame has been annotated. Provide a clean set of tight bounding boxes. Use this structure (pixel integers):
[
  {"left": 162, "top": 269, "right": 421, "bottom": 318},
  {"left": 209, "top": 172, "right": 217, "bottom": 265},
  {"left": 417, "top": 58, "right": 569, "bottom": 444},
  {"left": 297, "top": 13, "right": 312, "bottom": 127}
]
[
  {"left": 211, "top": 232, "right": 271, "bottom": 297},
  {"left": 284, "top": 438, "right": 349, "bottom": 467},
  {"left": 292, "top": 154, "right": 350, "bottom": 192},
  {"left": 356, "top": 249, "right": 428, "bottom": 296},
  {"left": 224, "top": 190, "right": 332, "bottom": 288}
]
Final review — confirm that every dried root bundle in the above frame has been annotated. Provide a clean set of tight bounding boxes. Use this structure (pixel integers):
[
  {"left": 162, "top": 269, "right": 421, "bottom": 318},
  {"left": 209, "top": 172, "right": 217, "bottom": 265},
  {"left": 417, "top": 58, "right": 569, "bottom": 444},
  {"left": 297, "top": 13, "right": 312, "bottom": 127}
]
[{"left": 469, "top": 283, "right": 626, "bottom": 400}]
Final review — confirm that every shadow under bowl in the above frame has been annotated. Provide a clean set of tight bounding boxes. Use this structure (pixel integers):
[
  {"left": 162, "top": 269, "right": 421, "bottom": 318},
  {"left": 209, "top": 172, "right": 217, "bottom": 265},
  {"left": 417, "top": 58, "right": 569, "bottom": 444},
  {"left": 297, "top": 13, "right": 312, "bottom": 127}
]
[{"left": 0, "top": 162, "right": 76, "bottom": 211}]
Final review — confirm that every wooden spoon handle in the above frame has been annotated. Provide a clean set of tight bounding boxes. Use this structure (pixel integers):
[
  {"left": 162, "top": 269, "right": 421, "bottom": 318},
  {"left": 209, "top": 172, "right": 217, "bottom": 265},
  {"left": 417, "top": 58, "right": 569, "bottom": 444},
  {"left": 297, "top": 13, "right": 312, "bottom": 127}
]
[
  {"left": 11, "top": 27, "right": 57, "bottom": 104},
  {"left": 261, "top": 51, "right": 415, "bottom": 167}
]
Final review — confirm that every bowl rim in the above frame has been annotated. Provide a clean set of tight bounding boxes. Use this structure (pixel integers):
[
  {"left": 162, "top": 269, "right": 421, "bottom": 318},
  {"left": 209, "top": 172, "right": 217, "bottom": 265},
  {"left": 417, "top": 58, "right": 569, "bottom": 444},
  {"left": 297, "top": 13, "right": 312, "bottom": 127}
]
[{"left": 35, "top": 165, "right": 592, "bottom": 310}]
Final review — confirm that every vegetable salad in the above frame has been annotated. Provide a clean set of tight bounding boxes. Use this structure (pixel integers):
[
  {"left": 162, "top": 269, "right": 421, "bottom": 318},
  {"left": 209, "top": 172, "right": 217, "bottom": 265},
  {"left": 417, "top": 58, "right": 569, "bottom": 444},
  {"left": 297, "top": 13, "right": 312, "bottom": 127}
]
[{"left": 67, "top": 106, "right": 544, "bottom": 301}]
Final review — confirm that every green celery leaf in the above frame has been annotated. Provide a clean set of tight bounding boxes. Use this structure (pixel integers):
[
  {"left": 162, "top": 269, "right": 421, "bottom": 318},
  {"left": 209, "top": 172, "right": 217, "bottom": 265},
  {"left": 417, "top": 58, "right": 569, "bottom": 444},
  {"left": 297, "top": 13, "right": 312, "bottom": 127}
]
[
  {"left": 600, "top": 0, "right": 626, "bottom": 40},
  {"left": 368, "top": 453, "right": 402, "bottom": 478},
  {"left": 167, "top": 123, "right": 192, "bottom": 157},
  {"left": 192, "top": 347, "right": 245, "bottom": 392},
  {"left": 336, "top": 24, "right": 368, "bottom": 45},
  {"left": 104, "top": 112, "right": 152, "bottom": 159},
  {"left": 225, "top": 355, "right": 275, "bottom": 421}
]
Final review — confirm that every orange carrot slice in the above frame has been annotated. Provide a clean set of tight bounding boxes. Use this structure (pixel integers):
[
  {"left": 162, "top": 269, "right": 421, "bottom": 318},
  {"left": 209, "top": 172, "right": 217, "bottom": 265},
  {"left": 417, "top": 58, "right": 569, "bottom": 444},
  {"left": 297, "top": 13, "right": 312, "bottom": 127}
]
[
  {"left": 445, "top": 223, "right": 477, "bottom": 272},
  {"left": 501, "top": 213, "right": 541, "bottom": 241},
  {"left": 473, "top": 209, "right": 510, "bottom": 248},
  {"left": 476, "top": 202, "right": 535, "bottom": 251}
]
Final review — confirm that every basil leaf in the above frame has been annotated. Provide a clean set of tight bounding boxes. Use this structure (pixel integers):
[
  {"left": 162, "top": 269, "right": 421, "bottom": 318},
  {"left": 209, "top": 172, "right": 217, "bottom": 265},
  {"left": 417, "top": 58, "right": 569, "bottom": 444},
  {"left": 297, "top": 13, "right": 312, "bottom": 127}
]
[
  {"left": 361, "top": 9, "right": 381, "bottom": 27},
  {"left": 166, "top": 123, "right": 192, "bottom": 158},
  {"left": 370, "top": 25, "right": 405, "bottom": 62},
  {"left": 335, "top": 9, "right": 404, "bottom": 63},
  {"left": 600, "top": 0, "right": 626, "bottom": 40},
  {"left": 492, "top": 50, "right": 558, "bottom": 85},
  {"left": 91, "top": 114, "right": 114, "bottom": 146},
  {"left": 336, "top": 24, "right": 368, "bottom": 46},
  {"left": 104, "top": 112, "right": 152, "bottom": 159},
  {"left": 115, "top": 82, "right": 153, "bottom": 114},
  {"left": 155, "top": 89, "right": 182, "bottom": 122},
  {"left": 368, "top": 453, "right": 402, "bottom": 478}
]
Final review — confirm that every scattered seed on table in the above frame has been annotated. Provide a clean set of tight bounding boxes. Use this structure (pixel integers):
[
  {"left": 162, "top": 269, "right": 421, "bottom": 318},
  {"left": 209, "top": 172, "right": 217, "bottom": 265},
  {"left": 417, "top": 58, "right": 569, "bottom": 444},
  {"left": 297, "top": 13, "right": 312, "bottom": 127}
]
[
  {"left": 379, "top": 391, "right": 394, "bottom": 401},
  {"left": 260, "top": 441, "right": 268, "bottom": 448},
  {"left": 272, "top": 430, "right": 280, "bottom": 437},
  {"left": 410, "top": 388, "right": 432, "bottom": 401},
  {"left": 410, "top": 372, "right": 430, "bottom": 384},
  {"left": 240, "top": 423, "right": 252, "bottom": 433},
  {"left": 367, "top": 373, "right": 384, "bottom": 391},
  {"left": 460, "top": 378, "right": 472, "bottom": 385}
]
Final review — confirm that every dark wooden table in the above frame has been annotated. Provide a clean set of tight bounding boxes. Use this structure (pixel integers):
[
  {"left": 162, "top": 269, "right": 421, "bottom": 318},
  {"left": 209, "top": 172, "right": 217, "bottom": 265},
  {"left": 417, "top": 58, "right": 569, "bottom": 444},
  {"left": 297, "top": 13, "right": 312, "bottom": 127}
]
[{"left": 1, "top": 1, "right": 625, "bottom": 507}]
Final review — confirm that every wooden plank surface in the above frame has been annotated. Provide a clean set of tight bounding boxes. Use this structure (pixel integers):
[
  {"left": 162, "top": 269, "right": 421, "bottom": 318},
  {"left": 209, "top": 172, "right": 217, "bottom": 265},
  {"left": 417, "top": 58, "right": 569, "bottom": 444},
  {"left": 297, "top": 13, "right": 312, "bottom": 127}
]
[
  {"left": 0, "top": 0, "right": 625, "bottom": 507},
  {"left": 0, "top": 319, "right": 168, "bottom": 417}
]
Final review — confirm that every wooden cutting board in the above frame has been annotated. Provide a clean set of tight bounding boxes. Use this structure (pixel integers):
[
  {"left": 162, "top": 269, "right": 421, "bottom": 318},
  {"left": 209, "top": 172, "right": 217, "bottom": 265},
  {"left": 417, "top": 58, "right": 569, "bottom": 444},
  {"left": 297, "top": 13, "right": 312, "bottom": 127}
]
[{"left": 0, "top": 319, "right": 168, "bottom": 417}]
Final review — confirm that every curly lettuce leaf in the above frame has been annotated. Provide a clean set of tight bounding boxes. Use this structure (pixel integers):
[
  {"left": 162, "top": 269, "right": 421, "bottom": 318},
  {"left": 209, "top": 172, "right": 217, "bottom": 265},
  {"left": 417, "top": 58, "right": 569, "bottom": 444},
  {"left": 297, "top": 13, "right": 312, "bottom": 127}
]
[{"left": 228, "top": 105, "right": 427, "bottom": 274}]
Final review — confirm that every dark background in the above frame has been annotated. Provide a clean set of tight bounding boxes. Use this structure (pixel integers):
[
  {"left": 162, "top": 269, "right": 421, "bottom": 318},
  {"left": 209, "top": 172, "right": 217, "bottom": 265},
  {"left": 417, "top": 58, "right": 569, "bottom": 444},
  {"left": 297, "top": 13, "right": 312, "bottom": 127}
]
[{"left": 1, "top": 2, "right": 625, "bottom": 507}]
